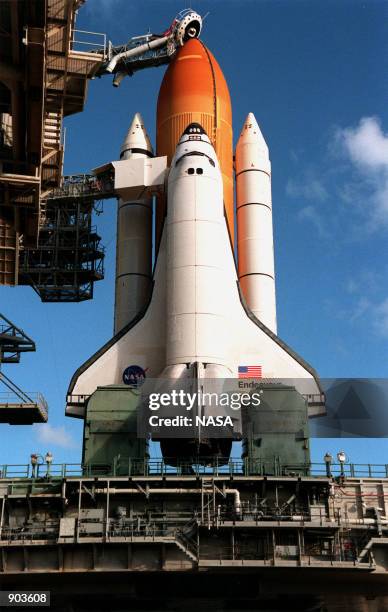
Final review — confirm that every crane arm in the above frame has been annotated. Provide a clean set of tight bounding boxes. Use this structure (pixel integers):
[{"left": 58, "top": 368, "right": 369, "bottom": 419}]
[{"left": 93, "top": 9, "right": 203, "bottom": 87}]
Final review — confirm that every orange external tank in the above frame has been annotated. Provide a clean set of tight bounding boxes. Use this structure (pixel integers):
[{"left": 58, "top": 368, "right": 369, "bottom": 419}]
[{"left": 156, "top": 38, "right": 234, "bottom": 247}]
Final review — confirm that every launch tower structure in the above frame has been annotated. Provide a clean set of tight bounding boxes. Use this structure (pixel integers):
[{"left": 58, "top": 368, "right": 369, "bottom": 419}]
[{"left": 0, "top": 314, "right": 47, "bottom": 424}]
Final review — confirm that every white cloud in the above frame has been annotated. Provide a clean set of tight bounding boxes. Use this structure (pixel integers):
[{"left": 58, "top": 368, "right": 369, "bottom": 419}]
[
  {"left": 345, "top": 270, "right": 380, "bottom": 296},
  {"left": 338, "top": 117, "right": 388, "bottom": 169},
  {"left": 82, "top": 0, "right": 136, "bottom": 27},
  {"left": 349, "top": 297, "right": 371, "bottom": 322},
  {"left": 345, "top": 279, "right": 358, "bottom": 294},
  {"left": 333, "top": 340, "right": 350, "bottom": 358},
  {"left": 85, "top": 0, "right": 125, "bottom": 11},
  {"left": 289, "top": 149, "right": 300, "bottom": 163},
  {"left": 298, "top": 205, "right": 329, "bottom": 238},
  {"left": 286, "top": 177, "right": 328, "bottom": 202},
  {"left": 338, "top": 292, "right": 388, "bottom": 339},
  {"left": 335, "top": 117, "right": 388, "bottom": 227},
  {"left": 36, "top": 424, "right": 75, "bottom": 449},
  {"left": 375, "top": 298, "right": 388, "bottom": 338},
  {"left": 286, "top": 169, "right": 330, "bottom": 237}
]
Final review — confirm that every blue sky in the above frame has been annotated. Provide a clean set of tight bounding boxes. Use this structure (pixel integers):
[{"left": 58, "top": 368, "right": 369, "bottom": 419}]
[{"left": 1, "top": 0, "right": 387, "bottom": 467}]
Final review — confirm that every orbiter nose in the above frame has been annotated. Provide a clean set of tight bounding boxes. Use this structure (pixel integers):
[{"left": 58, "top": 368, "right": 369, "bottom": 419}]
[
  {"left": 183, "top": 122, "right": 207, "bottom": 136},
  {"left": 172, "top": 121, "right": 217, "bottom": 169},
  {"left": 177, "top": 122, "right": 211, "bottom": 145}
]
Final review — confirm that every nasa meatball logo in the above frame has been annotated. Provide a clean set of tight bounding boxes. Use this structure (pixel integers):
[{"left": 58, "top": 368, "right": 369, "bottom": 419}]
[{"left": 122, "top": 365, "right": 147, "bottom": 387}]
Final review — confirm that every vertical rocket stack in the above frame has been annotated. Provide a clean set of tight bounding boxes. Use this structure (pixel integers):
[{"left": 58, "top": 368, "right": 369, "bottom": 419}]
[
  {"left": 113, "top": 41, "right": 277, "bottom": 337},
  {"left": 66, "top": 37, "right": 323, "bottom": 455}
]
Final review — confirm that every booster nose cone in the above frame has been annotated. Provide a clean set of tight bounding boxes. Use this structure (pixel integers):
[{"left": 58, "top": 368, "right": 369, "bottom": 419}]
[
  {"left": 236, "top": 112, "right": 269, "bottom": 160},
  {"left": 235, "top": 112, "right": 270, "bottom": 173},
  {"left": 120, "top": 112, "right": 153, "bottom": 159}
]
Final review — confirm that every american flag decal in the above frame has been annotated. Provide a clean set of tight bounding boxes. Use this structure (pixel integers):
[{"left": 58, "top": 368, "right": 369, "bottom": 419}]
[{"left": 238, "top": 365, "right": 262, "bottom": 379}]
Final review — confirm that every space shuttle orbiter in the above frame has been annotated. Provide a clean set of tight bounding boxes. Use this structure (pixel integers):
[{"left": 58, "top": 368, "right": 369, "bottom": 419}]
[{"left": 66, "top": 40, "right": 324, "bottom": 438}]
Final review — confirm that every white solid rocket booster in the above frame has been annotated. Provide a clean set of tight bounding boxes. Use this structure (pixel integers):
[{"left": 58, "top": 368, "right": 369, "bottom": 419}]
[
  {"left": 114, "top": 113, "right": 153, "bottom": 333},
  {"left": 235, "top": 113, "right": 277, "bottom": 333}
]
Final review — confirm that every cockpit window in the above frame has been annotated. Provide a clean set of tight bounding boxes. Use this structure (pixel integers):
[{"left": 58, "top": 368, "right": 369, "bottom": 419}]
[
  {"left": 176, "top": 151, "right": 215, "bottom": 167},
  {"left": 187, "top": 168, "right": 195, "bottom": 175},
  {"left": 196, "top": 168, "right": 203, "bottom": 174}
]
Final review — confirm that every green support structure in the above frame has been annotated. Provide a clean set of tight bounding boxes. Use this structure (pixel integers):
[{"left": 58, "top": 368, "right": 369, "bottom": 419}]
[
  {"left": 82, "top": 385, "right": 148, "bottom": 475},
  {"left": 242, "top": 385, "right": 310, "bottom": 476}
]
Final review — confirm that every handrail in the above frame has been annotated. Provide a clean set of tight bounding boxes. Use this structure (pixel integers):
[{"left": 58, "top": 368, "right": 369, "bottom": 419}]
[
  {"left": 71, "top": 29, "right": 107, "bottom": 57},
  {"left": 0, "top": 460, "right": 388, "bottom": 480}
]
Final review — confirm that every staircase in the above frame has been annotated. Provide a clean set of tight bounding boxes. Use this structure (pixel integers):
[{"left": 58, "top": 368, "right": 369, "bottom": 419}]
[
  {"left": 174, "top": 534, "right": 198, "bottom": 563},
  {"left": 174, "top": 518, "right": 199, "bottom": 563},
  {"left": 43, "top": 111, "right": 62, "bottom": 149},
  {"left": 357, "top": 527, "right": 375, "bottom": 563},
  {"left": 40, "top": 109, "right": 64, "bottom": 210}
]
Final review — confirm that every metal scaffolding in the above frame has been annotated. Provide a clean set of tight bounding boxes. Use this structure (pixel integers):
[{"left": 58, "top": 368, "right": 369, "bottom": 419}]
[
  {"left": 19, "top": 189, "right": 105, "bottom": 302},
  {"left": 0, "top": 313, "right": 48, "bottom": 424},
  {"left": 0, "top": 0, "right": 105, "bottom": 293},
  {"left": 0, "top": 468, "right": 387, "bottom": 593}
]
